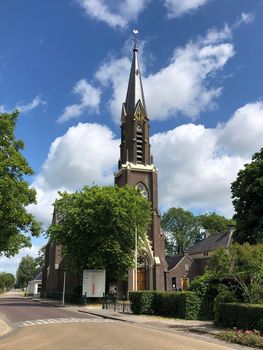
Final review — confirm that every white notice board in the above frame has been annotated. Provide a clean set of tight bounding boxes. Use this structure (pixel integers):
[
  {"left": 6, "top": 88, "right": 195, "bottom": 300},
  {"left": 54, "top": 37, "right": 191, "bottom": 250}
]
[{"left": 82, "top": 269, "right": 106, "bottom": 297}]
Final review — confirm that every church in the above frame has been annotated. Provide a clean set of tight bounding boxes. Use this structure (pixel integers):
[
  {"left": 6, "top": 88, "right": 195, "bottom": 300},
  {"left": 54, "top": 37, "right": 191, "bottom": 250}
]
[
  {"left": 41, "top": 42, "right": 232, "bottom": 298},
  {"left": 41, "top": 42, "right": 165, "bottom": 297}
]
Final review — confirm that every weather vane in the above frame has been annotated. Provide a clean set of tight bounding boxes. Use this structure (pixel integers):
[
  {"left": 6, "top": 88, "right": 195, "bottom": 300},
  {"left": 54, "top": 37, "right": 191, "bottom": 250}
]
[{"left": 132, "top": 29, "right": 139, "bottom": 49}]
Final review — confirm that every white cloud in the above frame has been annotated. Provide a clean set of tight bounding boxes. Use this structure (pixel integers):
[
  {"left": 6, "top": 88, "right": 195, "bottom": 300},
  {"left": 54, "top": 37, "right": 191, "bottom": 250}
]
[
  {"left": 152, "top": 101, "right": 263, "bottom": 217},
  {"left": 96, "top": 26, "right": 234, "bottom": 123},
  {"left": 233, "top": 12, "right": 255, "bottom": 28},
  {"left": 218, "top": 101, "right": 263, "bottom": 157},
  {"left": 58, "top": 79, "right": 101, "bottom": 123},
  {"left": 0, "top": 245, "right": 41, "bottom": 275},
  {"left": 0, "top": 95, "right": 46, "bottom": 114},
  {"left": 164, "top": 0, "right": 212, "bottom": 18},
  {"left": 29, "top": 101, "right": 263, "bottom": 226},
  {"left": 28, "top": 122, "right": 119, "bottom": 226},
  {"left": 76, "top": 0, "right": 150, "bottom": 28}
]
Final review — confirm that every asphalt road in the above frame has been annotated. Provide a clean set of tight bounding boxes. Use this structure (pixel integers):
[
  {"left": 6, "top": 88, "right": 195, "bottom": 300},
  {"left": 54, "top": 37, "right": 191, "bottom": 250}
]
[
  {"left": 0, "top": 291, "right": 95, "bottom": 324},
  {"left": 0, "top": 292, "right": 243, "bottom": 350}
]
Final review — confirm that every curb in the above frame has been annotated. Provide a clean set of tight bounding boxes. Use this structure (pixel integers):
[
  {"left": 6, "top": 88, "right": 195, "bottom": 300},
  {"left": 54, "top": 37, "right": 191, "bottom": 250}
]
[
  {"left": 78, "top": 309, "right": 132, "bottom": 323},
  {"left": 77, "top": 309, "right": 222, "bottom": 337}
]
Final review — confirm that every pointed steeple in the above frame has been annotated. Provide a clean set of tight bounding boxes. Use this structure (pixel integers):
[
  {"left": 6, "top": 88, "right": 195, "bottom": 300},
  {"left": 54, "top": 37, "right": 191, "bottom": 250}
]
[{"left": 125, "top": 45, "right": 147, "bottom": 116}]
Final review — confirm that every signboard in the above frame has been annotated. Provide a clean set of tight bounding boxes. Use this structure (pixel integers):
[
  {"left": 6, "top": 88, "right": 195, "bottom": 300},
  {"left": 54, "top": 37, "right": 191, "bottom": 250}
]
[{"left": 82, "top": 269, "right": 106, "bottom": 297}]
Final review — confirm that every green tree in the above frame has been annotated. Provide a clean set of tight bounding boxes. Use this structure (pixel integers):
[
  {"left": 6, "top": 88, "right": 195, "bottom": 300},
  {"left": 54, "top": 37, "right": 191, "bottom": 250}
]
[
  {"left": 48, "top": 185, "right": 152, "bottom": 280},
  {"left": 0, "top": 111, "right": 41, "bottom": 256},
  {"left": 231, "top": 148, "right": 263, "bottom": 244},
  {"left": 34, "top": 245, "right": 46, "bottom": 275},
  {"left": 0, "top": 272, "right": 15, "bottom": 291},
  {"left": 161, "top": 207, "right": 201, "bottom": 255},
  {"left": 209, "top": 243, "right": 263, "bottom": 303},
  {"left": 198, "top": 212, "right": 235, "bottom": 236},
  {"left": 16, "top": 255, "right": 37, "bottom": 288}
]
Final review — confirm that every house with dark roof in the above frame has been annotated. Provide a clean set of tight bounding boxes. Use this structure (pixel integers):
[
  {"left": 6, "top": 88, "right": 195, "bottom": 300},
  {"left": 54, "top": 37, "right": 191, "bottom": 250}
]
[{"left": 165, "top": 225, "right": 234, "bottom": 291}]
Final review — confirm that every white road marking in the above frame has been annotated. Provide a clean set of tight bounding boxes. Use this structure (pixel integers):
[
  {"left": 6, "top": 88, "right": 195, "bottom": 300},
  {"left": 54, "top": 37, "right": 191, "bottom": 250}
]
[{"left": 18, "top": 318, "right": 114, "bottom": 327}]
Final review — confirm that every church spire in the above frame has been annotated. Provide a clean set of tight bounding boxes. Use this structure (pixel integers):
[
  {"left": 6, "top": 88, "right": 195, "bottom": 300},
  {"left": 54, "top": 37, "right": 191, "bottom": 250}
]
[{"left": 125, "top": 43, "right": 146, "bottom": 116}]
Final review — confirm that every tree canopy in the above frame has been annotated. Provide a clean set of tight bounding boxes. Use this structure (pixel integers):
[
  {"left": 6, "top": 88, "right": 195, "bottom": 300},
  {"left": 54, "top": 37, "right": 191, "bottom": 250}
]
[
  {"left": 231, "top": 148, "right": 263, "bottom": 244},
  {"left": 209, "top": 243, "right": 263, "bottom": 303},
  {"left": 47, "top": 185, "right": 152, "bottom": 280},
  {"left": 198, "top": 213, "right": 235, "bottom": 236},
  {"left": 0, "top": 111, "right": 41, "bottom": 256},
  {"left": 16, "top": 255, "right": 38, "bottom": 288},
  {"left": 162, "top": 208, "right": 234, "bottom": 255},
  {"left": 0, "top": 272, "right": 15, "bottom": 291},
  {"left": 161, "top": 207, "right": 201, "bottom": 255}
]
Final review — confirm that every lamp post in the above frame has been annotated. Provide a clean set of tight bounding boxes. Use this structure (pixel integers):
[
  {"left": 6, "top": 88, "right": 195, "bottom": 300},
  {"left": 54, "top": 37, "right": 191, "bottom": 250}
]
[
  {"left": 62, "top": 270, "right": 66, "bottom": 306},
  {"left": 134, "top": 227, "right": 138, "bottom": 291},
  {"left": 55, "top": 264, "right": 67, "bottom": 306}
]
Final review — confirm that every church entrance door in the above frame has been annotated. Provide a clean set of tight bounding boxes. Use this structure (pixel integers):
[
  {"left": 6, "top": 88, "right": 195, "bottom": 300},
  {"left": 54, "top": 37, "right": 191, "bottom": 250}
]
[{"left": 137, "top": 267, "right": 146, "bottom": 290}]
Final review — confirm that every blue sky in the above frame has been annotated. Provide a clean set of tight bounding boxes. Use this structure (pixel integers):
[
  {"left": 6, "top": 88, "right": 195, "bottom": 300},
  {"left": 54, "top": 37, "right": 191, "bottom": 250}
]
[{"left": 1, "top": 0, "right": 263, "bottom": 274}]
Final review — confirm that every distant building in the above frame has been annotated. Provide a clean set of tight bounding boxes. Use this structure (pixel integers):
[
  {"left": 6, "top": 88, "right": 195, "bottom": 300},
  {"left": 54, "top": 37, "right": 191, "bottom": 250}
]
[
  {"left": 165, "top": 226, "right": 234, "bottom": 291},
  {"left": 27, "top": 272, "right": 42, "bottom": 296}
]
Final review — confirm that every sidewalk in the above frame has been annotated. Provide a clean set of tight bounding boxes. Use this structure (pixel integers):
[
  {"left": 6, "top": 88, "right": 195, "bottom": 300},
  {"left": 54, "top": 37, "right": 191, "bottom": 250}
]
[
  {"left": 30, "top": 297, "right": 221, "bottom": 335},
  {"left": 78, "top": 305, "right": 220, "bottom": 335}
]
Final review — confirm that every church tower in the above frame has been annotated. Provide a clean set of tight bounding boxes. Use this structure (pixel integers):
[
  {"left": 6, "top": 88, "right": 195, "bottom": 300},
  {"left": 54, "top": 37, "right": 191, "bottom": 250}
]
[{"left": 114, "top": 43, "right": 165, "bottom": 291}]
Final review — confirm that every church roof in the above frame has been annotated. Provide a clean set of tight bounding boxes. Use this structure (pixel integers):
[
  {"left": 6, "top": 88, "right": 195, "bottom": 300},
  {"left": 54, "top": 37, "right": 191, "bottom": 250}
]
[
  {"left": 188, "top": 232, "right": 232, "bottom": 254},
  {"left": 165, "top": 255, "right": 184, "bottom": 270},
  {"left": 125, "top": 47, "right": 147, "bottom": 116}
]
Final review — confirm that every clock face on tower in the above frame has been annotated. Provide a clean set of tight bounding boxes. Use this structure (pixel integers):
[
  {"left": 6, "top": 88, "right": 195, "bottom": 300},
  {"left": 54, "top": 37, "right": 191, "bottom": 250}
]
[{"left": 136, "top": 182, "right": 148, "bottom": 200}]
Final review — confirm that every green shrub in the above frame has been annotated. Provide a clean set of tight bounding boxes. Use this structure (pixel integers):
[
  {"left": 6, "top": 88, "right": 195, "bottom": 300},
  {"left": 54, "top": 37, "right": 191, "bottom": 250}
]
[
  {"left": 177, "top": 292, "right": 201, "bottom": 320},
  {"left": 213, "top": 284, "right": 236, "bottom": 314},
  {"left": 130, "top": 291, "right": 200, "bottom": 319},
  {"left": 188, "top": 272, "right": 218, "bottom": 320},
  {"left": 129, "top": 291, "right": 155, "bottom": 315},
  {"left": 153, "top": 292, "right": 179, "bottom": 317},
  {"left": 215, "top": 303, "right": 263, "bottom": 331}
]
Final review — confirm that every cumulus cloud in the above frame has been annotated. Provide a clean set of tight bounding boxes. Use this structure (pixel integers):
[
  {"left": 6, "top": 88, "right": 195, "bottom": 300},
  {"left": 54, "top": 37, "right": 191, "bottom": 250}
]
[
  {"left": 96, "top": 26, "right": 234, "bottom": 123},
  {"left": 76, "top": 0, "right": 150, "bottom": 28},
  {"left": 164, "top": 0, "right": 212, "bottom": 18},
  {"left": 152, "top": 101, "right": 263, "bottom": 216},
  {"left": 28, "top": 122, "right": 119, "bottom": 225},
  {"left": 0, "top": 95, "right": 46, "bottom": 114},
  {"left": 218, "top": 101, "right": 263, "bottom": 157},
  {"left": 29, "top": 101, "right": 263, "bottom": 225},
  {"left": 58, "top": 79, "right": 101, "bottom": 123}
]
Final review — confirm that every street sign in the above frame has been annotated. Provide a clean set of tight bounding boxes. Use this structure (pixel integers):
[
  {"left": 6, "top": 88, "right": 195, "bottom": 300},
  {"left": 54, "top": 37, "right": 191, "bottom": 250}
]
[{"left": 82, "top": 269, "right": 106, "bottom": 297}]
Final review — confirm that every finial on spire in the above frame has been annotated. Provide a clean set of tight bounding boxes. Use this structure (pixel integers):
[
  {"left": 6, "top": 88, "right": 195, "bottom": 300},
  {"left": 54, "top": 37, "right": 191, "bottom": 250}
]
[{"left": 132, "top": 29, "right": 139, "bottom": 51}]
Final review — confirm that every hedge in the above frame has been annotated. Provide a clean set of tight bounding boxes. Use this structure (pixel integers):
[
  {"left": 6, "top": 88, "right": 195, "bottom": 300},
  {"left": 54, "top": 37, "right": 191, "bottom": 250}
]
[
  {"left": 215, "top": 303, "right": 263, "bottom": 331},
  {"left": 129, "top": 291, "right": 201, "bottom": 319}
]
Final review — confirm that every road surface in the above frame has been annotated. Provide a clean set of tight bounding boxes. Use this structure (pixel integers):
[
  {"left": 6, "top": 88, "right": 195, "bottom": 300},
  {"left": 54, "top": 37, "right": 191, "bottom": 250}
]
[{"left": 0, "top": 291, "right": 243, "bottom": 350}]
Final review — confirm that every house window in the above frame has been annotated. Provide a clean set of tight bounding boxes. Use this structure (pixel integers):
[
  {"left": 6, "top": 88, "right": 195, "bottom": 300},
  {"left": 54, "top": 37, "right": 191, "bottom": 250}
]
[
  {"left": 172, "top": 277, "right": 176, "bottom": 290},
  {"left": 204, "top": 252, "right": 209, "bottom": 256}
]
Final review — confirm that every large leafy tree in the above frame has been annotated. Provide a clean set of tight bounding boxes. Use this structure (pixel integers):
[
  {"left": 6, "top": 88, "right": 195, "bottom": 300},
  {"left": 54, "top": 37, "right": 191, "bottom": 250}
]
[
  {"left": 209, "top": 243, "right": 263, "bottom": 303},
  {"left": 48, "top": 185, "right": 152, "bottom": 280},
  {"left": 0, "top": 272, "right": 15, "bottom": 291},
  {"left": 161, "top": 207, "right": 201, "bottom": 255},
  {"left": 198, "top": 213, "right": 235, "bottom": 236},
  {"left": 231, "top": 148, "right": 263, "bottom": 244},
  {"left": 0, "top": 111, "right": 41, "bottom": 256},
  {"left": 16, "top": 255, "right": 38, "bottom": 288}
]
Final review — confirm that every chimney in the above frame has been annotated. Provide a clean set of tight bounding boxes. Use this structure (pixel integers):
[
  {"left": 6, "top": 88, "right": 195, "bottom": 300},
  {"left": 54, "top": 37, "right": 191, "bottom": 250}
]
[{"left": 227, "top": 224, "right": 235, "bottom": 247}]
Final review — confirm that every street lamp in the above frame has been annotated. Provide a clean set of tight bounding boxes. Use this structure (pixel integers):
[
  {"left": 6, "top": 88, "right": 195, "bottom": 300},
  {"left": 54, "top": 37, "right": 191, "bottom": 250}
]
[{"left": 134, "top": 227, "right": 138, "bottom": 291}]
